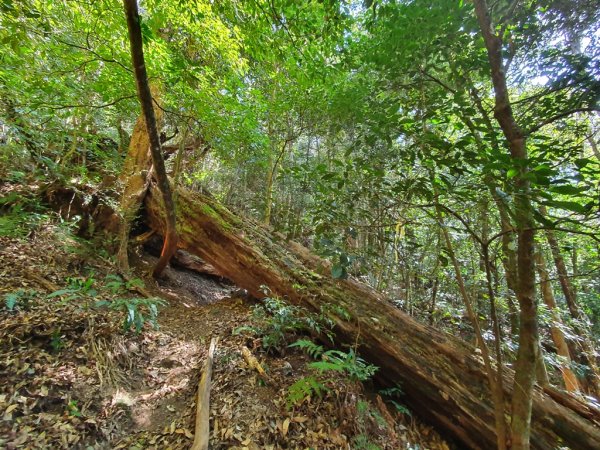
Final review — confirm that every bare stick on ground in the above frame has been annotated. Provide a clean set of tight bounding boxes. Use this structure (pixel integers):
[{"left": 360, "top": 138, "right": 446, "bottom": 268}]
[{"left": 192, "top": 337, "right": 218, "bottom": 450}]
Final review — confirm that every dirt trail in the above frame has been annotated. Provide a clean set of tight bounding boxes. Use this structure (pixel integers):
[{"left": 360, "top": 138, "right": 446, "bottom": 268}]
[{"left": 0, "top": 229, "right": 450, "bottom": 449}]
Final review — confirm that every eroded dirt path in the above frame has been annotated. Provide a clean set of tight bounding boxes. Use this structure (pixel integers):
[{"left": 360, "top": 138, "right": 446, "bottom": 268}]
[{"left": 0, "top": 230, "right": 450, "bottom": 449}]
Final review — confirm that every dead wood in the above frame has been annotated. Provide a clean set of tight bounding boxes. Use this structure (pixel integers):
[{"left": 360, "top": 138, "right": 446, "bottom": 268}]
[
  {"left": 192, "top": 337, "right": 217, "bottom": 450},
  {"left": 241, "top": 345, "right": 269, "bottom": 383},
  {"left": 142, "top": 235, "right": 223, "bottom": 278},
  {"left": 144, "top": 183, "right": 600, "bottom": 450}
]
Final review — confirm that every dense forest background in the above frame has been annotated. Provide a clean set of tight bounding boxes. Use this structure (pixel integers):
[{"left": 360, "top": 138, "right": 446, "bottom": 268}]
[{"left": 1, "top": 1, "right": 599, "bottom": 449}]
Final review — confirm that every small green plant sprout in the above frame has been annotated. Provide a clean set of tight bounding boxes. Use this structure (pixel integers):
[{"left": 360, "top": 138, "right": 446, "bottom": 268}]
[
  {"left": 3, "top": 289, "right": 37, "bottom": 311},
  {"left": 50, "top": 329, "right": 65, "bottom": 352},
  {"left": 104, "top": 274, "right": 144, "bottom": 294},
  {"left": 47, "top": 276, "right": 97, "bottom": 301},
  {"left": 356, "top": 400, "right": 388, "bottom": 428},
  {"left": 311, "top": 349, "right": 378, "bottom": 382},
  {"left": 104, "top": 274, "right": 125, "bottom": 294},
  {"left": 286, "top": 376, "right": 329, "bottom": 409},
  {"left": 95, "top": 297, "right": 166, "bottom": 333},
  {"left": 352, "top": 433, "right": 382, "bottom": 450},
  {"left": 321, "top": 303, "right": 351, "bottom": 322},
  {"left": 379, "top": 384, "right": 411, "bottom": 416},
  {"left": 66, "top": 400, "right": 82, "bottom": 417}
]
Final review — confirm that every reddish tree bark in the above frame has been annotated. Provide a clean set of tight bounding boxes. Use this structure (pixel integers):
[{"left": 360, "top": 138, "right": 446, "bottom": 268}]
[{"left": 144, "top": 183, "right": 600, "bottom": 450}]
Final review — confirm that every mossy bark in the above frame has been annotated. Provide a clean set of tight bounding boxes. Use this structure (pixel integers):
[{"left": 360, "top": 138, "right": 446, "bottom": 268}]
[{"left": 144, "top": 182, "right": 600, "bottom": 450}]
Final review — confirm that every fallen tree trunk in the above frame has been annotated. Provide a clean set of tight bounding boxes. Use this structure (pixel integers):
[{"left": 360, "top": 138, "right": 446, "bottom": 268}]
[{"left": 145, "top": 183, "right": 600, "bottom": 449}]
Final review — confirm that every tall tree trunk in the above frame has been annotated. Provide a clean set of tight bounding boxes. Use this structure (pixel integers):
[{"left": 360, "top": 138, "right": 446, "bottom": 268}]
[
  {"left": 473, "top": 2, "right": 539, "bottom": 448},
  {"left": 143, "top": 184, "right": 600, "bottom": 450},
  {"left": 535, "top": 252, "right": 581, "bottom": 392},
  {"left": 490, "top": 187, "right": 520, "bottom": 336},
  {"left": 122, "top": 0, "right": 177, "bottom": 277}
]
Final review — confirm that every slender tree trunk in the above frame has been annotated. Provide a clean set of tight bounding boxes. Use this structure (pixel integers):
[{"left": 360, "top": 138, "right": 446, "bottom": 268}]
[
  {"left": 429, "top": 276, "right": 439, "bottom": 325},
  {"left": 473, "top": 2, "right": 539, "bottom": 448},
  {"left": 264, "top": 156, "right": 275, "bottom": 225},
  {"left": 536, "top": 342, "right": 549, "bottom": 387},
  {"left": 123, "top": 0, "right": 177, "bottom": 277},
  {"left": 487, "top": 182, "right": 520, "bottom": 336},
  {"left": 117, "top": 120, "right": 131, "bottom": 154},
  {"left": 435, "top": 202, "right": 508, "bottom": 450},
  {"left": 264, "top": 140, "right": 288, "bottom": 225},
  {"left": 535, "top": 252, "right": 581, "bottom": 392},
  {"left": 540, "top": 206, "right": 600, "bottom": 397},
  {"left": 588, "top": 135, "right": 600, "bottom": 160}
]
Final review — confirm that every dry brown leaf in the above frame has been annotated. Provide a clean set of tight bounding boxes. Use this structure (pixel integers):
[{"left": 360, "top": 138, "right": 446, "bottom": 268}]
[
  {"left": 292, "top": 416, "right": 308, "bottom": 423},
  {"left": 282, "top": 418, "right": 290, "bottom": 436}
]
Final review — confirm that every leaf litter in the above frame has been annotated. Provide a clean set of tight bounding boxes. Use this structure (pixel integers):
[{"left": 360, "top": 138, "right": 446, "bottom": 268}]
[{"left": 0, "top": 226, "right": 450, "bottom": 449}]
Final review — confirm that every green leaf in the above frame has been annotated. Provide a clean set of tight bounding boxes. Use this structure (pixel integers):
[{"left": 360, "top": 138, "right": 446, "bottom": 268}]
[
  {"left": 574, "top": 158, "right": 592, "bottom": 169},
  {"left": 47, "top": 289, "right": 74, "bottom": 298},
  {"left": 549, "top": 185, "right": 587, "bottom": 195},
  {"left": 544, "top": 200, "right": 588, "bottom": 214},
  {"left": 309, "top": 361, "right": 345, "bottom": 372},
  {"left": 5, "top": 293, "right": 18, "bottom": 311},
  {"left": 331, "top": 264, "right": 346, "bottom": 279}
]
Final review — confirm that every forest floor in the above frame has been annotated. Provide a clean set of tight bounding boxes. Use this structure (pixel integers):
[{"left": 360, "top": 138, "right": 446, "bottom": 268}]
[{"left": 0, "top": 224, "right": 451, "bottom": 449}]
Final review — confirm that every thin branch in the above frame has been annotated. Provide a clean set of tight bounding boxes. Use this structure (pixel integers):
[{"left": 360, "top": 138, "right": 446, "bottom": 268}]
[
  {"left": 32, "top": 95, "right": 136, "bottom": 111},
  {"left": 526, "top": 108, "right": 600, "bottom": 135},
  {"left": 56, "top": 38, "right": 132, "bottom": 73}
]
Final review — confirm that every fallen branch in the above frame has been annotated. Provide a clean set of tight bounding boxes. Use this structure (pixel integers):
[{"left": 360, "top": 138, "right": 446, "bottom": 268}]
[
  {"left": 24, "top": 271, "right": 60, "bottom": 293},
  {"left": 242, "top": 345, "right": 270, "bottom": 383},
  {"left": 192, "top": 337, "right": 218, "bottom": 450}
]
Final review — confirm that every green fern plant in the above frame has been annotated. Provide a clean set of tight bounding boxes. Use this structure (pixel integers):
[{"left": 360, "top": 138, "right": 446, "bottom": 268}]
[
  {"left": 288, "top": 339, "right": 324, "bottom": 358},
  {"left": 0, "top": 193, "right": 49, "bottom": 238},
  {"left": 292, "top": 339, "right": 379, "bottom": 382},
  {"left": 379, "top": 384, "right": 411, "bottom": 416},
  {"left": 95, "top": 297, "right": 166, "bottom": 333},
  {"left": 286, "top": 376, "right": 329, "bottom": 409},
  {"left": 233, "top": 295, "right": 333, "bottom": 353},
  {"left": 3, "top": 289, "right": 37, "bottom": 311}
]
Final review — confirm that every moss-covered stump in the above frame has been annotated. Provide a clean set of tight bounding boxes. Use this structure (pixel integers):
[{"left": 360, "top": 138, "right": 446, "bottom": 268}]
[{"left": 145, "top": 182, "right": 600, "bottom": 450}]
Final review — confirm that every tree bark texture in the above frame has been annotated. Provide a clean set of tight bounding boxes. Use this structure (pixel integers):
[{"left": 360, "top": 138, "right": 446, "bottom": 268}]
[
  {"left": 123, "top": 0, "right": 177, "bottom": 277},
  {"left": 144, "top": 183, "right": 600, "bottom": 450},
  {"left": 535, "top": 252, "right": 580, "bottom": 392},
  {"left": 539, "top": 206, "right": 600, "bottom": 397},
  {"left": 472, "top": 1, "right": 539, "bottom": 447},
  {"left": 116, "top": 113, "right": 157, "bottom": 271}
]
